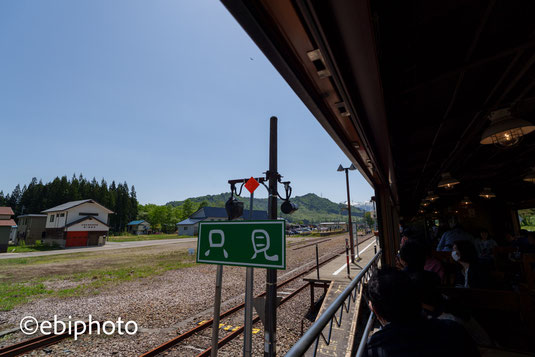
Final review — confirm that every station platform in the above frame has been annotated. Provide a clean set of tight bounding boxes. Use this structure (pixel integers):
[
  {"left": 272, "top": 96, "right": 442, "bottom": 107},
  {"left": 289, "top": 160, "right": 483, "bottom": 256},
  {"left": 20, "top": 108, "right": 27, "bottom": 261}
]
[
  {"left": 303, "top": 237, "right": 378, "bottom": 284},
  {"left": 303, "top": 237, "right": 379, "bottom": 357}
]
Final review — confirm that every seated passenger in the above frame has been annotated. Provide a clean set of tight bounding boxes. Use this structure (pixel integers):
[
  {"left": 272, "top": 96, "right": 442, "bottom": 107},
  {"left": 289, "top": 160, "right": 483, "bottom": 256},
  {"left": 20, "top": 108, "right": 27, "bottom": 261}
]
[
  {"left": 409, "top": 272, "right": 493, "bottom": 346},
  {"left": 452, "top": 240, "right": 491, "bottom": 289},
  {"left": 474, "top": 229, "right": 497, "bottom": 264},
  {"left": 520, "top": 231, "right": 535, "bottom": 254},
  {"left": 437, "top": 223, "right": 474, "bottom": 251},
  {"left": 424, "top": 242, "right": 445, "bottom": 281},
  {"left": 399, "top": 240, "right": 441, "bottom": 285},
  {"left": 365, "top": 268, "right": 479, "bottom": 357},
  {"left": 399, "top": 239, "right": 427, "bottom": 273}
]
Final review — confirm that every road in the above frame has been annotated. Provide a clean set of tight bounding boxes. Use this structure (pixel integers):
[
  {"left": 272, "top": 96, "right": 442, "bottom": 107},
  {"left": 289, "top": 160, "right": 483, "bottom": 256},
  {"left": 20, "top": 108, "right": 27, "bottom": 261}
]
[{"left": 0, "top": 238, "right": 198, "bottom": 260}]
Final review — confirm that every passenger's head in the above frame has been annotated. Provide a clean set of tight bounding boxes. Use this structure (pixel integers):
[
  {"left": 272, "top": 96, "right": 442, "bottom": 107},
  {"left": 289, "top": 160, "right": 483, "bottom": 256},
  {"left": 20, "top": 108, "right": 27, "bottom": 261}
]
[
  {"left": 399, "top": 240, "right": 426, "bottom": 271},
  {"left": 452, "top": 240, "right": 478, "bottom": 264},
  {"left": 479, "top": 229, "right": 489, "bottom": 240},
  {"left": 409, "top": 271, "right": 443, "bottom": 316},
  {"left": 367, "top": 268, "right": 420, "bottom": 324},
  {"left": 401, "top": 227, "right": 426, "bottom": 245}
]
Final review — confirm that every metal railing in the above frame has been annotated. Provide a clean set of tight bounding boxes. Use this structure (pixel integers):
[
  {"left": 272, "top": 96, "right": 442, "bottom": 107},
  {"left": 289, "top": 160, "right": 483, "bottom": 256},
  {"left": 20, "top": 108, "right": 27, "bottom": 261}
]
[{"left": 286, "top": 250, "right": 381, "bottom": 357}]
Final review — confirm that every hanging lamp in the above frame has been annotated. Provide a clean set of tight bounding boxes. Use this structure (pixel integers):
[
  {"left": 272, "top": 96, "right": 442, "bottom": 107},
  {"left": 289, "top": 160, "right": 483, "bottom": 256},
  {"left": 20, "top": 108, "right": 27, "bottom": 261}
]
[
  {"left": 460, "top": 196, "right": 473, "bottom": 205},
  {"left": 479, "top": 187, "right": 496, "bottom": 199},
  {"left": 437, "top": 173, "right": 460, "bottom": 189},
  {"left": 425, "top": 191, "right": 439, "bottom": 202},
  {"left": 524, "top": 168, "right": 535, "bottom": 183},
  {"left": 480, "top": 108, "right": 535, "bottom": 147}
]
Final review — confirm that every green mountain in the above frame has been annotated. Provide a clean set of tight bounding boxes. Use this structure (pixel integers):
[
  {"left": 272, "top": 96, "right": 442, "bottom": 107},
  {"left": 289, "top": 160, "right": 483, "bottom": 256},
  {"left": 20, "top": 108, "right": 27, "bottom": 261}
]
[{"left": 167, "top": 193, "right": 363, "bottom": 224}]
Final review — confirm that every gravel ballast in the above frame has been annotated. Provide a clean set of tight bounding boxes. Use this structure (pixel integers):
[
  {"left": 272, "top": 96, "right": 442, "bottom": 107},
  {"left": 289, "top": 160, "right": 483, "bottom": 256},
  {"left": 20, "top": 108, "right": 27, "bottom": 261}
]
[{"left": 0, "top": 234, "right": 371, "bottom": 356}]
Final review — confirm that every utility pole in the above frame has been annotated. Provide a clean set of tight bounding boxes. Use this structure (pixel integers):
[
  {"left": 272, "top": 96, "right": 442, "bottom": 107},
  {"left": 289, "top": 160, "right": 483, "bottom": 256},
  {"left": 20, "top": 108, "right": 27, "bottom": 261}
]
[
  {"left": 345, "top": 168, "right": 356, "bottom": 262},
  {"left": 265, "top": 116, "right": 278, "bottom": 357}
]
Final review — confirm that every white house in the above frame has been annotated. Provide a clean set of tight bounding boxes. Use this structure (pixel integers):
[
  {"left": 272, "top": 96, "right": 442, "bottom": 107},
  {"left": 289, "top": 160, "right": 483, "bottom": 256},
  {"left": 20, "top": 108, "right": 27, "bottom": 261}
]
[
  {"left": 42, "top": 199, "right": 114, "bottom": 248},
  {"left": 176, "top": 207, "right": 268, "bottom": 236}
]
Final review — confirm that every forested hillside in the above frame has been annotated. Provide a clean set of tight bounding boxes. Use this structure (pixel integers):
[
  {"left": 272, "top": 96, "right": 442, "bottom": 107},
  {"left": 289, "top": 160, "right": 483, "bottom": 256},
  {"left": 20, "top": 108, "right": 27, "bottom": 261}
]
[
  {"left": 167, "top": 192, "right": 364, "bottom": 224},
  {"left": 0, "top": 175, "right": 138, "bottom": 232}
]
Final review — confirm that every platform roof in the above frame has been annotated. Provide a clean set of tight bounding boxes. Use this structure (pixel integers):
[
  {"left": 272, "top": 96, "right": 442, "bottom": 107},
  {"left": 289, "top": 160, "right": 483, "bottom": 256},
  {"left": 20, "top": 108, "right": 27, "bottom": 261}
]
[{"left": 222, "top": 0, "right": 535, "bottom": 217}]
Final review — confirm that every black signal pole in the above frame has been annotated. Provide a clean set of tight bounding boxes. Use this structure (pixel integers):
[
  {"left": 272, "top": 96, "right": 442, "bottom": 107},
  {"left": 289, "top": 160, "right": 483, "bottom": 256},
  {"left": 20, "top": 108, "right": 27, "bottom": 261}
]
[
  {"left": 345, "top": 168, "right": 355, "bottom": 263},
  {"left": 265, "top": 116, "right": 278, "bottom": 357}
]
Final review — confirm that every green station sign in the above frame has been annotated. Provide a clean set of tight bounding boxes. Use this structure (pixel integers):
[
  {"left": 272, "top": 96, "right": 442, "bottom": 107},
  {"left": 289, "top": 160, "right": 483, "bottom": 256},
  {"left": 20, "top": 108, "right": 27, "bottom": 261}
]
[{"left": 196, "top": 220, "right": 286, "bottom": 269}]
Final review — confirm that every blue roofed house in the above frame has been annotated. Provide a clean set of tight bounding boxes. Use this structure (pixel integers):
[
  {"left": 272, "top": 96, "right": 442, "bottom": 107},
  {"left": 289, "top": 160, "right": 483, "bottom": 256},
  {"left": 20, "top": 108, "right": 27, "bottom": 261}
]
[
  {"left": 176, "top": 207, "right": 268, "bottom": 236},
  {"left": 127, "top": 220, "right": 151, "bottom": 235}
]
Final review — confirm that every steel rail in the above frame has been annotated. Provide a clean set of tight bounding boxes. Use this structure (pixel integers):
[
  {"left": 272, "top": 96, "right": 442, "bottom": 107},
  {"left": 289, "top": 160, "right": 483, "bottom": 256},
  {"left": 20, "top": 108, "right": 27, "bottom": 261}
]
[
  {"left": 139, "top": 248, "right": 346, "bottom": 357},
  {"left": 194, "top": 282, "right": 311, "bottom": 357},
  {"left": 0, "top": 234, "right": 374, "bottom": 357},
  {"left": 0, "top": 322, "right": 99, "bottom": 357},
  {"left": 291, "top": 238, "right": 331, "bottom": 251},
  {"left": 140, "top": 234, "right": 375, "bottom": 357}
]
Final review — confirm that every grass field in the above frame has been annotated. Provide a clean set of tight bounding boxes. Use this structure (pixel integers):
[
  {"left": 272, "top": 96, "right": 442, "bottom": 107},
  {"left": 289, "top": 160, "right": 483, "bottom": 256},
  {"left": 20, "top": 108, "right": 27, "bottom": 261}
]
[
  {"left": 107, "top": 233, "right": 194, "bottom": 242},
  {"left": 0, "top": 244, "right": 197, "bottom": 311},
  {"left": 7, "top": 240, "right": 61, "bottom": 253}
]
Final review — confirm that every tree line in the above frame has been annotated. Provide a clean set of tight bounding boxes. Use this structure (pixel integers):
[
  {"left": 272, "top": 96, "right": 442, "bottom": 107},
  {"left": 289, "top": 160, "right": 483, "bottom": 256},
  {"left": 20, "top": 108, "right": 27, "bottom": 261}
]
[
  {"left": 0, "top": 175, "right": 138, "bottom": 233},
  {"left": 138, "top": 200, "right": 208, "bottom": 233}
]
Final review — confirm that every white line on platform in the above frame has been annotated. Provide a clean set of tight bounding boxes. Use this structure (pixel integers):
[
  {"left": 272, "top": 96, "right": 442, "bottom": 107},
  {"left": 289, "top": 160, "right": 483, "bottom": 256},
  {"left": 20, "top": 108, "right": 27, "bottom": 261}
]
[{"left": 332, "top": 240, "right": 376, "bottom": 276}]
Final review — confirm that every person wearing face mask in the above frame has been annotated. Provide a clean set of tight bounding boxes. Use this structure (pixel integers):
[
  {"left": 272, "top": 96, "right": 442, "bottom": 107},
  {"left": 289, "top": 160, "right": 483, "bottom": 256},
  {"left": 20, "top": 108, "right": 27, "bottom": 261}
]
[
  {"left": 364, "top": 268, "right": 479, "bottom": 357},
  {"left": 452, "top": 240, "right": 491, "bottom": 289}
]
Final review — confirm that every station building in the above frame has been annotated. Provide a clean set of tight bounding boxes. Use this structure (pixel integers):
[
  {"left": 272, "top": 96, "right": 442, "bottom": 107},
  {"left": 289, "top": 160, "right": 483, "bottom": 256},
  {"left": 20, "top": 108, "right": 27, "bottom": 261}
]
[{"left": 42, "top": 199, "right": 113, "bottom": 248}]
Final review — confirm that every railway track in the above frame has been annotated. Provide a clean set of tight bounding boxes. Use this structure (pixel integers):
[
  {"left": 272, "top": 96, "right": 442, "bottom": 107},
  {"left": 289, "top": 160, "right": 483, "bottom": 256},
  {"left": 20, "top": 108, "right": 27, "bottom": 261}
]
[
  {"left": 0, "top": 322, "right": 100, "bottom": 357},
  {"left": 0, "top": 234, "right": 374, "bottom": 357},
  {"left": 140, "top": 234, "right": 375, "bottom": 357}
]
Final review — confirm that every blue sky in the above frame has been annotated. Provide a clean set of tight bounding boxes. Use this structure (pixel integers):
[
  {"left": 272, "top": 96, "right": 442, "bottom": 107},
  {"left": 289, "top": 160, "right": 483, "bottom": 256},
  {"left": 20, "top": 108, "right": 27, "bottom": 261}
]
[{"left": 0, "top": 0, "right": 373, "bottom": 205}]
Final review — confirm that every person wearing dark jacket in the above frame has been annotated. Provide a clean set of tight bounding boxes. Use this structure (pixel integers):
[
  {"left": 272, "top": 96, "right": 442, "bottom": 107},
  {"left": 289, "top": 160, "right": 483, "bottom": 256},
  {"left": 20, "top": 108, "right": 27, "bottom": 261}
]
[
  {"left": 364, "top": 268, "right": 480, "bottom": 357},
  {"left": 453, "top": 240, "right": 492, "bottom": 289}
]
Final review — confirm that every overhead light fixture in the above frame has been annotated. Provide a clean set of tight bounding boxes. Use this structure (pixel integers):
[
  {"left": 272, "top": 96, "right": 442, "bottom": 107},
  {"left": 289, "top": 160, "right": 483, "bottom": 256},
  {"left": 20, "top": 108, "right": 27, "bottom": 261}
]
[
  {"left": 437, "top": 172, "right": 460, "bottom": 189},
  {"left": 479, "top": 187, "right": 496, "bottom": 199},
  {"left": 418, "top": 208, "right": 426, "bottom": 214},
  {"left": 335, "top": 102, "right": 351, "bottom": 117},
  {"left": 460, "top": 196, "right": 472, "bottom": 205},
  {"left": 425, "top": 191, "right": 439, "bottom": 202},
  {"left": 480, "top": 108, "right": 535, "bottom": 147},
  {"left": 524, "top": 168, "right": 535, "bottom": 183},
  {"left": 421, "top": 200, "right": 430, "bottom": 207},
  {"left": 338, "top": 164, "right": 356, "bottom": 172},
  {"left": 307, "top": 49, "right": 331, "bottom": 79}
]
